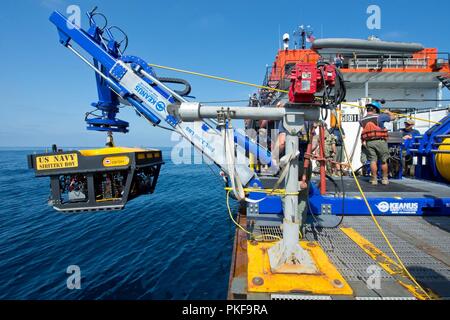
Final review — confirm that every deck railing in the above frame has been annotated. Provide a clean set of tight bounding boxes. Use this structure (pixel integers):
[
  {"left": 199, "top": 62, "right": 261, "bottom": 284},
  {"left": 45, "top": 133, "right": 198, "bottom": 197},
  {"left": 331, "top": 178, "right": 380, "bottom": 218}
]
[
  {"left": 262, "top": 52, "right": 450, "bottom": 91},
  {"left": 347, "top": 57, "right": 428, "bottom": 69}
]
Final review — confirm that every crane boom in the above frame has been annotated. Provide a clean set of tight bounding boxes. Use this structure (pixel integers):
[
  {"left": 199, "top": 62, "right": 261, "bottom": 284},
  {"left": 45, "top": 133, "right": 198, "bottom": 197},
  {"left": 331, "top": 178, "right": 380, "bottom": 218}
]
[{"left": 49, "top": 10, "right": 273, "bottom": 187}]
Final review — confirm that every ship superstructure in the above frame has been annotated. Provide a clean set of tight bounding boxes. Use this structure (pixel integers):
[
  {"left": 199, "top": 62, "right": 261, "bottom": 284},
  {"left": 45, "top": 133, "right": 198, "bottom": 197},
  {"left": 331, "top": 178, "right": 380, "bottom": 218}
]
[{"left": 258, "top": 36, "right": 450, "bottom": 169}]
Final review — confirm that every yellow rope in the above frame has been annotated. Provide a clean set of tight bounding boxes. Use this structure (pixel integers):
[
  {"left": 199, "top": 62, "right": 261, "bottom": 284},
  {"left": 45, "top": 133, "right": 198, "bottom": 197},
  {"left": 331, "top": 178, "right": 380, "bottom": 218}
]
[
  {"left": 337, "top": 113, "right": 432, "bottom": 300},
  {"left": 226, "top": 190, "right": 281, "bottom": 241},
  {"left": 148, "top": 63, "right": 288, "bottom": 94},
  {"left": 340, "top": 101, "right": 442, "bottom": 125},
  {"left": 149, "top": 63, "right": 441, "bottom": 125},
  {"left": 224, "top": 186, "right": 298, "bottom": 196}
]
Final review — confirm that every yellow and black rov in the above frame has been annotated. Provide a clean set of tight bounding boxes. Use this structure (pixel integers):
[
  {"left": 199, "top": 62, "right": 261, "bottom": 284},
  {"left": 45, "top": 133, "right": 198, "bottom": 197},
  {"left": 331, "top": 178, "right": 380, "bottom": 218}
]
[{"left": 28, "top": 146, "right": 163, "bottom": 212}]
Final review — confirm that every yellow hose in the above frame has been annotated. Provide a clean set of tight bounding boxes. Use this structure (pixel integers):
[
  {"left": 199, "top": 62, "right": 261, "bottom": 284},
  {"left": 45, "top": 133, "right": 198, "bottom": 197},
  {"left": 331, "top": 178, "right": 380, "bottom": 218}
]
[
  {"left": 340, "top": 102, "right": 441, "bottom": 125},
  {"left": 226, "top": 190, "right": 281, "bottom": 241},
  {"left": 148, "top": 63, "right": 288, "bottom": 94},
  {"left": 337, "top": 117, "right": 432, "bottom": 300}
]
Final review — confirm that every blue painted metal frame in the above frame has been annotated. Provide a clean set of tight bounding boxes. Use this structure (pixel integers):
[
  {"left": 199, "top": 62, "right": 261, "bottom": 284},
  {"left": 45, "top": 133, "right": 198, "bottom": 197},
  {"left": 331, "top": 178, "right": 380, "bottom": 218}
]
[
  {"left": 247, "top": 179, "right": 283, "bottom": 214},
  {"left": 306, "top": 180, "right": 450, "bottom": 216},
  {"left": 50, "top": 12, "right": 116, "bottom": 69},
  {"left": 49, "top": 11, "right": 162, "bottom": 126},
  {"left": 50, "top": 11, "right": 130, "bottom": 133},
  {"left": 308, "top": 192, "right": 450, "bottom": 216},
  {"left": 50, "top": 10, "right": 274, "bottom": 167},
  {"left": 251, "top": 176, "right": 450, "bottom": 216},
  {"left": 408, "top": 114, "right": 450, "bottom": 183},
  {"left": 234, "top": 131, "right": 272, "bottom": 166}
]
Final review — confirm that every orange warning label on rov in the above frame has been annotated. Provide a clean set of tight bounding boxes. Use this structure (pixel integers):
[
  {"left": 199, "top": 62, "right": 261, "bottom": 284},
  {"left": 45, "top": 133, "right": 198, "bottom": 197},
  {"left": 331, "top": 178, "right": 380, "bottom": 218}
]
[
  {"left": 102, "top": 156, "right": 130, "bottom": 167},
  {"left": 36, "top": 153, "right": 78, "bottom": 170}
]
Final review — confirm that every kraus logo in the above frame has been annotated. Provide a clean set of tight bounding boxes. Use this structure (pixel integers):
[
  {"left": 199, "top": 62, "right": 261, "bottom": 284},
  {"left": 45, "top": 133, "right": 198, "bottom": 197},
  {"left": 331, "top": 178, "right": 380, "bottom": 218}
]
[
  {"left": 156, "top": 101, "right": 166, "bottom": 112},
  {"left": 135, "top": 83, "right": 158, "bottom": 105},
  {"left": 376, "top": 201, "right": 389, "bottom": 213}
]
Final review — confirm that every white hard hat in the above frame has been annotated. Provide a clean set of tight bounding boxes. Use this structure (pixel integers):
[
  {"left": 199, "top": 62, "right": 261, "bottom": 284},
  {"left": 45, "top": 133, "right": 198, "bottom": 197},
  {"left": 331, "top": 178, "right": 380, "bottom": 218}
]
[{"left": 282, "top": 33, "right": 290, "bottom": 41}]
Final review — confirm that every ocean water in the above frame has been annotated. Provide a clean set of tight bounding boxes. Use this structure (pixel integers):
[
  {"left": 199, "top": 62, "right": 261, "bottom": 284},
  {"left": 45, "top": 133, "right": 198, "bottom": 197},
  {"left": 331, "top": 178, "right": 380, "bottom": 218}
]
[{"left": 0, "top": 148, "right": 236, "bottom": 299}]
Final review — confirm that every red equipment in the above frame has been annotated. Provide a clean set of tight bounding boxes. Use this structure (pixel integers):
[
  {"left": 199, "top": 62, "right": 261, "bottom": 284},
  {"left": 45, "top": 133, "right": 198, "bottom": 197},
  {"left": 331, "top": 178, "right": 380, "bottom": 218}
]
[
  {"left": 291, "top": 63, "right": 337, "bottom": 195},
  {"left": 288, "top": 63, "right": 336, "bottom": 103}
]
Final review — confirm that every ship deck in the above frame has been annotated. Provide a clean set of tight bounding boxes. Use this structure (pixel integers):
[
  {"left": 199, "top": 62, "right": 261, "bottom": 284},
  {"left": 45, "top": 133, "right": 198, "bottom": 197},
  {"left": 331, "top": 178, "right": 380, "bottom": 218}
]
[{"left": 228, "top": 214, "right": 450, "bottom": 300}]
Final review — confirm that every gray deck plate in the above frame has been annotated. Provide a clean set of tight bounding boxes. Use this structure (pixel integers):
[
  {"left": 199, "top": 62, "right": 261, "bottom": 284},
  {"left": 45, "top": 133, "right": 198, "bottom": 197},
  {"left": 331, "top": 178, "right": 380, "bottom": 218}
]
[{"left": 254, "top": 216, "right": 450, "bottom": 299}]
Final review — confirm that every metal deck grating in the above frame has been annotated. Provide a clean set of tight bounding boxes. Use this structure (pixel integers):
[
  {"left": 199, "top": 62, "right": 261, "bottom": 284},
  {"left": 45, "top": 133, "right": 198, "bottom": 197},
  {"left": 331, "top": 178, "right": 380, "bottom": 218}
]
[
  {"left": 304, "top": 225, "right": 395, "bottom": 282},
  {"left": 250, "top": 215, "right": 450, "bottom": 297},
  {"left": 342, "top": 217, "right": 450, "bottom": 283},
  {"left": 253, "top": 225, "right": 283, "bottom": 241}
]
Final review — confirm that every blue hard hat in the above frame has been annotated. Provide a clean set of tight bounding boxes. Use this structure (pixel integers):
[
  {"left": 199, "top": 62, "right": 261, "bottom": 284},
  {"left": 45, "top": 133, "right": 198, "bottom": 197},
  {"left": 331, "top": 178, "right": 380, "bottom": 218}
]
[{"left": 366, "top": 101, "right": 382, "bottom": 111}]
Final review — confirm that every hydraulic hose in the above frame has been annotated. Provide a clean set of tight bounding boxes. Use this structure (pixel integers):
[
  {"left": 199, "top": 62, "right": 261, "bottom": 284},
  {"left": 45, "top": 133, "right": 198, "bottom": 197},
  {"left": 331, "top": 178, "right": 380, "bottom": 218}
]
[{"left": 157, "top": 77, "right": 192, "bottom": 97}]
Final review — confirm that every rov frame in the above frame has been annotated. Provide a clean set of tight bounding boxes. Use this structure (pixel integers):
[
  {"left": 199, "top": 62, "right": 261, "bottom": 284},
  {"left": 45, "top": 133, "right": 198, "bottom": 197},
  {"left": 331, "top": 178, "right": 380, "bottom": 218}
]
[{"left": 28, "top": 147, "right": 163, "bottom": 212}]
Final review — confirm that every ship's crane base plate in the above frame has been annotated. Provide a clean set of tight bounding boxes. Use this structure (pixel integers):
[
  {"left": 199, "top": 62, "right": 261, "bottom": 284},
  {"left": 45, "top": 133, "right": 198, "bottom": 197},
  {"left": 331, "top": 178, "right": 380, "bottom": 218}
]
[{"left": 247, "top": 240, "right": 353, "bottom": 295}]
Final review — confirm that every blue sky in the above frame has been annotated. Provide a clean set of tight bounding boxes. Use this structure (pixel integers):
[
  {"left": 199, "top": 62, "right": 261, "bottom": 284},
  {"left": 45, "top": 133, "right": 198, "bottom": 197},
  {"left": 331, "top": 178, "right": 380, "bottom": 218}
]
[{"left": 0, "top": 0, "right": 449, "bottom": 147}]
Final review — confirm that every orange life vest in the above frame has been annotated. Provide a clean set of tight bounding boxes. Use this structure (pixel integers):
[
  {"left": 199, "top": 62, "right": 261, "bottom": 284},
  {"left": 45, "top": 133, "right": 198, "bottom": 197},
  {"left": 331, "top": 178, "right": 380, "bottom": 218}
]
[{"left": 360, "top": 115, "right": 389, "bottom": 141}]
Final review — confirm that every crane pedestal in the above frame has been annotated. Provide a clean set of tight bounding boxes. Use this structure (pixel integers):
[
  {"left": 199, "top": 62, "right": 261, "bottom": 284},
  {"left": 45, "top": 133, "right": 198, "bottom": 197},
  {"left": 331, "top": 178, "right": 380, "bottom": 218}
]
[{"left": 247, "top": 240, "right": 353, "bottom": 295}]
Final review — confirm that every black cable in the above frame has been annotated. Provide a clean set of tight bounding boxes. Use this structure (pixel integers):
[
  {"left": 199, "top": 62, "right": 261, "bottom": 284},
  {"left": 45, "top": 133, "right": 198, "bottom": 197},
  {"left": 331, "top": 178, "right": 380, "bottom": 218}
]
[
  {"left": 107, "top": 26, "right": 129, "bottom": 53},
  {"left": 155, "top": 123, "right": 177, "bottom": 132},
  {"left": 335, "top": 67, "right": 346, "bottom": 104},
  {"left": 205, "top": 162, "right": 225, "bottom": 184},
  {"left": 353, "top": 164, "right": 367, "bottom": 175},
  {"left": 322, "top": 174, "right": 344, "bottom": 228},
  {"left": 157, "top": 77, "right": 192, "bottom": 97},
  {"left": 321, "top": 106, "right": 328, "bottom": 121},
  {"left": 338, "top": 168, "right": 345, "bottom": 226},
  {"left": 88, "top": 12, "right": 108, "bottom": 31},
  {"left": 320, "top": 67, "right": 328, "bottom": 106},
  {"left": 307, "top": 173, "right": 344, "bottom": 228}
]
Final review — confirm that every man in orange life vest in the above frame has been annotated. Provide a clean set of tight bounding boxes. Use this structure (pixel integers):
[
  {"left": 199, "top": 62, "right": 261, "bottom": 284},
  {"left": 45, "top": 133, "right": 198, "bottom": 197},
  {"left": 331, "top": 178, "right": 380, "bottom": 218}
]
[{"left": 360, "top": 101, "right": 397, "bottom": 185}]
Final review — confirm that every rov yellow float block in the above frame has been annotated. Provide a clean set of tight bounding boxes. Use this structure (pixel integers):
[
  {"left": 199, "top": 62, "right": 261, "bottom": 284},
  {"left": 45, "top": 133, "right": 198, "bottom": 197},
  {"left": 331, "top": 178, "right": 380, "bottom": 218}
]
[
  {"left": 247, "top": 241, "right": 353, "bottom": 295},
  {"left": 436, "top": 138, "right": 450, "bottom": 182}
]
